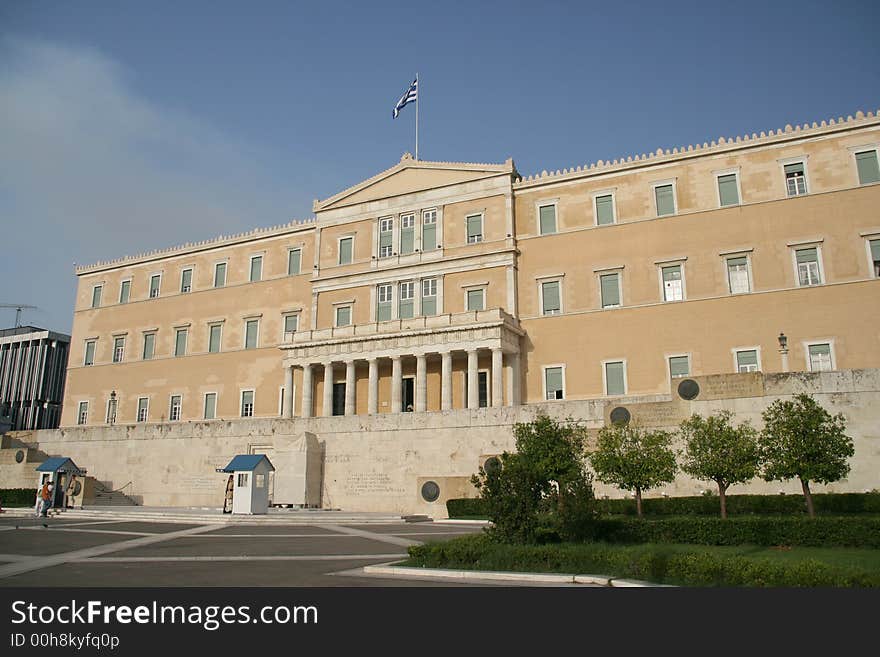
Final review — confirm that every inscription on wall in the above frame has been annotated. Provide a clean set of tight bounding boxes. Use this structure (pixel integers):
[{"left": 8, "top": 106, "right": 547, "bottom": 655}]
[
  {"left": 697, "top": 373, "right": 764, "bottom": 400},
  {"left": 345, "top": 473, "right": 406, "bottom": 495}
]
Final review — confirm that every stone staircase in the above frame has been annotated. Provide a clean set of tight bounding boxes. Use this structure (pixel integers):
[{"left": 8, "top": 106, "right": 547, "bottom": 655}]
[{"left": 86, "top": 480, "right": 138, "bottom": 507}]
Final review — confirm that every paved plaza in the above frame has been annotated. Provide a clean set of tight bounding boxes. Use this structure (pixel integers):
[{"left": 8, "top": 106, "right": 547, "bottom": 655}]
[{"left": 0, "top": 512, "right": 487, "bottom": 587}]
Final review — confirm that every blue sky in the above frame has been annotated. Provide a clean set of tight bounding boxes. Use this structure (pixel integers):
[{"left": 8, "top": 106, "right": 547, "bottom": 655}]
[{"left": 1, "top": 0, "right": 878, "bottom": 333}]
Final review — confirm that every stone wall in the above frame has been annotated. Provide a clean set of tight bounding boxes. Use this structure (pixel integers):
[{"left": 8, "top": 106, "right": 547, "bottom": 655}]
[{"left": 4, "top": 370, "right": 878, "bottom": 517}]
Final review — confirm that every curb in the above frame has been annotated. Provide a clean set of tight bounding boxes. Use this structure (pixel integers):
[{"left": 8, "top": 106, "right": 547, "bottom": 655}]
[
  {"left": 362, "top": 564, "right": 666, "bottom": 587},
  {"left": 433, "top": 519, "right": 490, "bottom": 526}
]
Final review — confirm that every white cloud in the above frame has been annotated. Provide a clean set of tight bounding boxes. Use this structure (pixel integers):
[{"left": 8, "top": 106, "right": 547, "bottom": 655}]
[{"left": 0, "top": 37, "right": 300, "bottom": 332}]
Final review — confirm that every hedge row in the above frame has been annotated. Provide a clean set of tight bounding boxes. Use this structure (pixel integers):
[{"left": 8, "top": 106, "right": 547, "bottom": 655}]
[
  {"left": 587, "top": 516, "right": 880, "bottom": 548},
  {"left": 446, "top": 492, "right": 880, "bottom": 518},
  {"left": 406, "top": 534, "right": 880, "bottom": 587},
  {"left": 0, "top": 488, "right": 37, "bottom": 507}
]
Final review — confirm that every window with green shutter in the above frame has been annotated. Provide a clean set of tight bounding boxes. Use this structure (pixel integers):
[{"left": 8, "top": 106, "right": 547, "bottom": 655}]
[
  {"left": 717, "top": 174, "right": 740, "bottom": 206},
  {"left": 669, "top": 355, "right": 689, "bottom": 379},
  {"left": 92, "top": 285, "right": 102, "bottom": 308},
  {"left": 245, "top": 320, "right": 258, "bottom": 349},
  {"left": 736, "top": 350, "right": 758, "bottom": 372},
  {"left": 662, "top": 265, "right": 683, "bottom": 301},
  {"left": 727, "top": 256, "right": 750, "bottom": 294},
  {"left": 180, "top": 268, "right": 193, "bottom": 293},
  {"left": 204, "top": 393, "right": 217, "bottom": 420},
  {"left": 84, "top": 340, "right": 95, "bottom": 366},
  {"left": 142, "top": 333, "right": 155, "bottom": 360},
  {"left": 338, "top": 237, "right": 353, "bottom": 265},
  {"left": 466, "top": 214, "right": 483, "bottom": 243},
  {"left": 422, "top": 210, "right": 437, "bottom": 251},
  {"left": 856, "top": 150, "right": 880, "bottom": 185},
  {"left": 113, "top": 337, "right": 125, "bottom": 363},
  {"left": 421, "top": 279, "right": 437, "bottom": 315},
  {"left": 541, "top": 281, "right": 561, "bottom": 315},
  {"left": 595, "top": 194, "right": 614, "bottom": 225},
  {"left": 214, "top": 262, "right": 226, "bottom": 288},
  {"left": 377, "top": 284, "right": 392, "bottom": 321},
  {"left": 288, "top": 249, "right": 301, "bottom": 275},
  {"left": 119, "top": 280, "right": 130, "bottom": 304},
  {"left": 545, "top": 367, "right": 564, "bottom": 400},
  {"left": 871, "top": 239, "right": 880, "bottom": 278},
  {"left": 241, "top": 390, "right": 254, "bottom": 417},
  {"left": 209, "top": 324, "right": 221, "bottom": 353},
  {"left": 605, "top": 361, "right": 625, "bottom": 395},
  {"left": 175, "top": 329, "right": 187, "bottom": 357},
  {"left": 400, "top": 214, "right": 415, "bottom": 254},
  {"left": 808, "top": 343, "right": 832, "bottom": 372},
  {"left": 379, "top": 219, "right": 393, "bottom": 257},
  {"left": 467, "top": 289, "right": 484, "bottom": 311},
  {"left": 600, "top": 273, "right": 620, "bottom": 308},
  {"left": 284, "top": 314, "right": 298, "bottom": 334},
  {"left": 538, "top": 204, "right": 556, "bottom": 235},
  {"left": 149, "top": 275, "right": 161, "bottom": 298},
  {"left": 249, "top": 256, "right": 262, "bottom": 282},
  {"left": 655, "top": 184, "right": 675, "bottom": 216},
  {"left": 335, "top": 306, "right": 351, "bottom": 327},
  {"left": 795, "top": 247, "right": 821, "bottom": 286},
  {"left": 785, "top": 162, "right": 807, "bottom": 196},
  {"left": 399, "top": 282, "right": 414, "bottom": 319}
]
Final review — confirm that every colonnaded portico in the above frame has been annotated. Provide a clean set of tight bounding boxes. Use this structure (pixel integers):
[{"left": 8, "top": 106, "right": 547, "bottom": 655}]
[{"left": 280, "top": 308, "right": 524, "bottom": 418}]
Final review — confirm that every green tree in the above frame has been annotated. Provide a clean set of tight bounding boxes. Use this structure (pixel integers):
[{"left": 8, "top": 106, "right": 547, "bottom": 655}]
[
  {"left": 471, "top": 414, "right": 595, "bottom": 543},
  {"left": 588, "top": 423, "right": 677, "bottom": 518},
  {"left": 679, "top": 411, "right": 760, "bottom": 519},
  {"left": 759, "top": 394, "right": 854, "bottom": 518}
]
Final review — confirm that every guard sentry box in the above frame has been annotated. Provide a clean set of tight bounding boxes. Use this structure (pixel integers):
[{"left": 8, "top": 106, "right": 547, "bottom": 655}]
[{"left": 217, "top": 454, "right": 275, "bottom": 515}]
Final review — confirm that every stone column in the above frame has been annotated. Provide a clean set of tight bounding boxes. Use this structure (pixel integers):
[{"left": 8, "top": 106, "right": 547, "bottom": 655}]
[
  {"left": 322, "top": 362, "right": 334, "bottom": 417},
  {"left": 345, "top": 361, "right": 356, "bottom": 415},
  {"left": 415, "top": 354, "right": 427, "bottom": 412},
  {"left": 368, "top": 358, "right": 379, "bottom": 415},
  {"left": 301, "top": 364, "right": 314, "bottom": 418},
  {"left": 391, "top": 356, "right": 402, "bottom": 413},
  {"left": 492, "top": 348, "right": 503, "bottom": 408},
  {"left": 507, "top": 352, "right": 521, "bottom": 406},
  {"left": 467, "top": 349, "right": 479, "bottom": 409},
  {"left": 283, "top": 365, "right": 294, "bottom": 418},
  {"left": 441, "top": 352, "right": 453, "bottom": 411}
]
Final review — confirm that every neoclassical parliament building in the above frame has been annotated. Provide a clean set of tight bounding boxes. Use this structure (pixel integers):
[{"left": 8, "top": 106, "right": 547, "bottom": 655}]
[{"left": 9, "top": 109, "right": 880, "bottom": 513}]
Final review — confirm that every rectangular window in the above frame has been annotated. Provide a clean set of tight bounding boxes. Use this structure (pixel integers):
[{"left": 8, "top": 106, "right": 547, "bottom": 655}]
[
  {"left": 808, "top": 343, "right": 833, "bottom": 372},
  {"left": 137, "top": 397, "right": 149, "bottom": 423},
  {"left": 377, "top": 284, "right": 392, "bottom": 321},
  {"left": 600, "top": 273, "right": 621, "bottom": 308},
  {"left": 379, "top": 218, "right": 393, "bottom": 258},
  {"left": 605, "top": 361, "right": 626, "bottom": 395},
  {"left": 538, "top": 204, "right": 557, "bottom": 235},
  {"left": 209, "top": 324, "right": 222, "bottom": 353},
  {"left": 871, "top": 239, "right": 880, "bottom": 278},
  {"left": 287, "top": 249, "right": 301, "bottom": 275},
  {"left": 421, "top": 279, "right": 437, "bottom": 316},
  {"left": 204, "top": 393, "right": 217, "bottom": 420},
  {"left": 796, "top": 247, "right": 821, "bottom": 286},
  {"left": 669, "top": 355, "right": 690, "bottom": 379},
  {"left": 77, "top": 401, "right": 88, "bottom": 425},
  {"left": 149, "top": 274, "right": 161, "bottom": 298},
  {"left": 283, "top": 314, "right": 298, "bottom": 335},
  {"left": 717, "top": 173, "right": 740, "bottom": 206},
  {"left": 249, "top": 255, "right": 263, "bottom": 282},
  {"left": 241, "top": 390, "right": 254, "bottom": 417},
  {"left": 595, "top": 194, "right": 615, "bottom": 226},
  {"left": 727, "top": 256, "right": 751, "bottom": 294},
  {"left": 399, "top": 282, "right": 415, "bottom": 319},
  {"left": 785, "top": 162, "right": 808, "bottom": 196},
  {"left": 175, "top": 328, "right": 188, "bottom": 357},
  {"left": 335, "top": 306, "right": 351, "bottom": 327},
  {"left": 466, "top": 288, "right": 485, "bottom": 311},
  {"left": 214, "top": 262, "right": 226, "bottom": 288},
  {"left": 142, "top": 333, "right": 155, "bottom": 360},
  {"left": 91, "top": 285, "right": 103, "bottom": 308},
  {"left": 339, "top": 237, "right": 353, "bottom": 264},
  {"left": 106, "top": 398, "right": 117, "bottom": 424},
  {"left": 169, "top": 395, "right": 182, "bottom": 421},
  {"left": 541, "top": 280, "right": 561, "bottom": 315},
  {"left": 180, "top": 268, "right": 193, "bottom": 293},
  {"left": 736, "top": 349, "right": 759, "bottom": 373},
  {"left": 244, "top": 319, "right": 259, "bottom": 349},
  {"left": 545, "top": 367, "right": 564, "bottom": 400},
  {"left": 84, "top": 340, "right": 96, "bottom": 366},
  {"left": 856, "top": 150, "right": 880, "bottom": 185},
  {"left": 237, "top": 473, "right": 249, "bottom": 487},
  {"left": 466, "top": 214, "right": 483, "bottom": 243},
  {"left": 655, "top": 184, "right": 675, "bottom": 216},
  {"left": 400, "top": 214, "right": 415, "bottom": 255},
  {"left": 662, "top": 265, "right": 684, "bottom": 301},
  {"left": 113, "top": 336, "right": 125, "bottom": 363},
  {"left": 119, "top": 280, "right": 131, "bottom": 304},
  {"left": 422, "top": 210, "right": 437, "bottom": 251}
]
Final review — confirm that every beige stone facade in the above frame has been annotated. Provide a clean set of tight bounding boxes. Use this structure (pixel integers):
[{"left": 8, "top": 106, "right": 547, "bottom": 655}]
[{"left": 30, "top": 109, "right": 880, "bottom": 513}]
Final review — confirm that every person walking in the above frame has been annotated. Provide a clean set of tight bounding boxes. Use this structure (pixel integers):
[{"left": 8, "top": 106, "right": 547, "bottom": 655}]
[{"left": 39, "top": 481, "right": 53, "bottom": 518}]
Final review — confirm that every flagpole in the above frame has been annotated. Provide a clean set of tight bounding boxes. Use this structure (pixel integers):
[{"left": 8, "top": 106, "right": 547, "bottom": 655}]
[{"left": 415, "top": 72, "right": 419, "bottom": 161}]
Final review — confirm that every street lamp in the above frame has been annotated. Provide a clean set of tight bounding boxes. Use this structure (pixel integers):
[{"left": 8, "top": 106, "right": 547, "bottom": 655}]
[
  {"left": 777, "top": 332, "right": 789, "bottom": 373},
  {"left": 109, "top": 390, "right": 117, "bottom": 425}
]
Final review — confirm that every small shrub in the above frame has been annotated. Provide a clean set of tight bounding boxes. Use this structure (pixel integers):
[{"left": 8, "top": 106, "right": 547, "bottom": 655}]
[{"left": 0, "top": 488, "right": 37, "bottom": 507}]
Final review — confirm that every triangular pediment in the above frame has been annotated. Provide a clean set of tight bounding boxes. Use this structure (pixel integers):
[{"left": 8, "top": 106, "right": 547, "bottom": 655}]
[{"left": 314, "top": 155, "right": 515, "bottom": 212}]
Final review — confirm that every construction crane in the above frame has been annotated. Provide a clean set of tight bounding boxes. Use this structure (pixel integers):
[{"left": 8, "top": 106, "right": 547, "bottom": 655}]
[{"left": 0, "top": 304, "right": 39, "bottom": 328}]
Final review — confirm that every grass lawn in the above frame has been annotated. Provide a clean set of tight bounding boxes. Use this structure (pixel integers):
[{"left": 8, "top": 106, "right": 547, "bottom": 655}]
[{"left": 405, "top": 534, "right": 880, "bottom": 586}]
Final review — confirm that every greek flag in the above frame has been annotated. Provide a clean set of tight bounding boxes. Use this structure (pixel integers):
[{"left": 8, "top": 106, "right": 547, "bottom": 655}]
[{"left": 393, "top": 78, "right": 418, "bottom": 119}]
